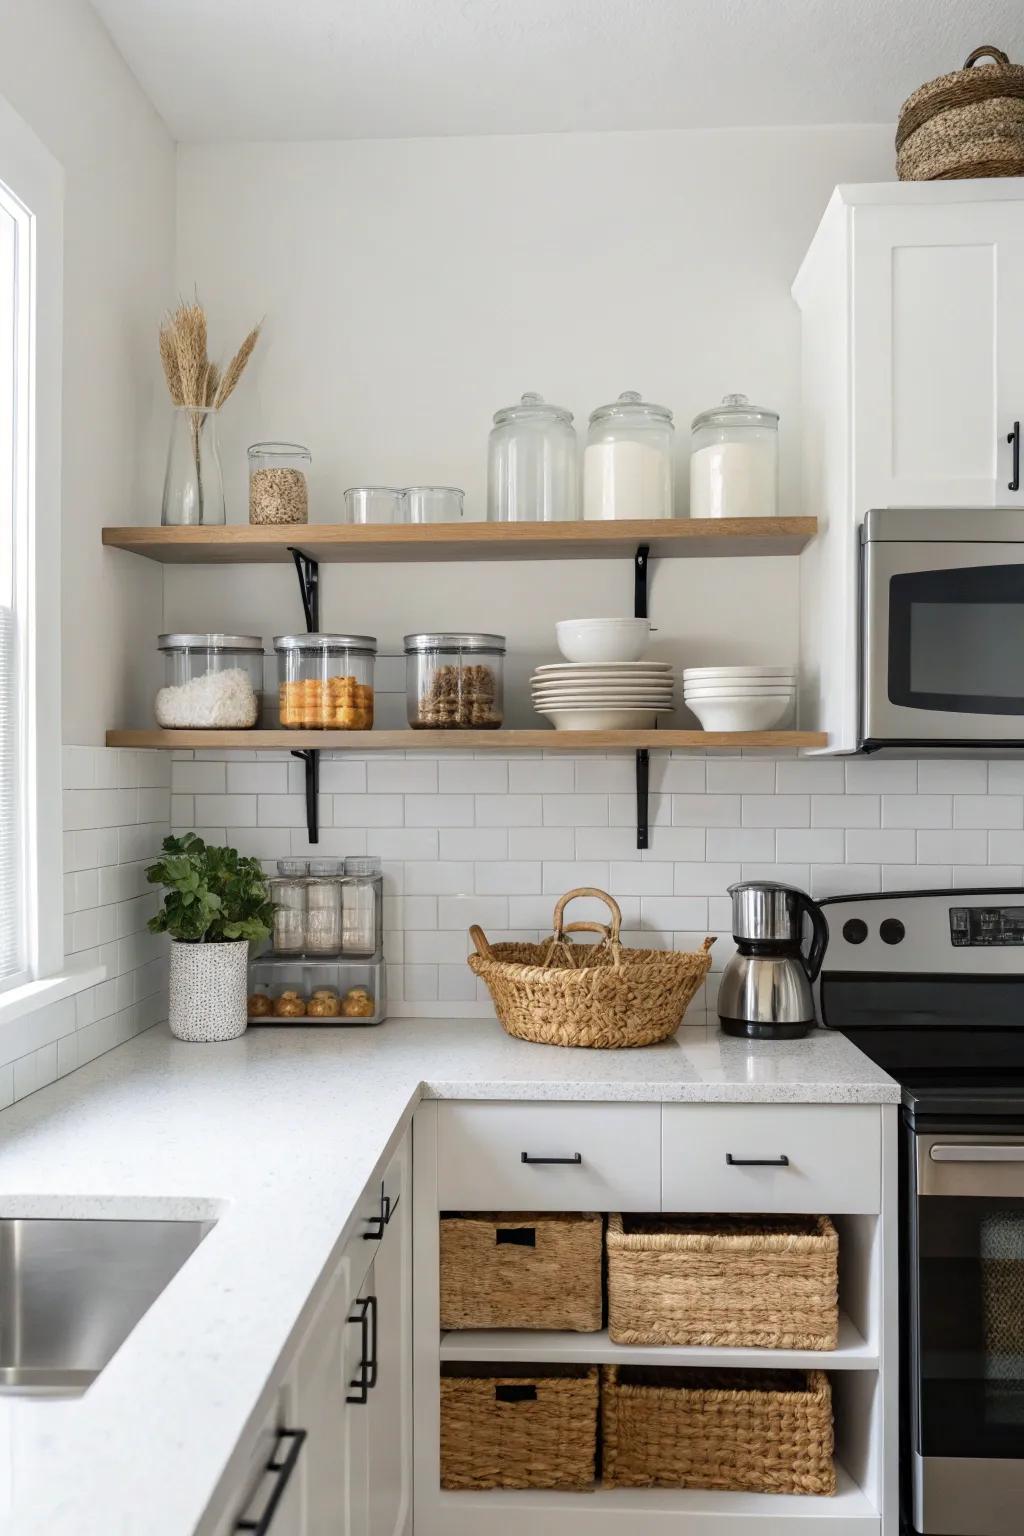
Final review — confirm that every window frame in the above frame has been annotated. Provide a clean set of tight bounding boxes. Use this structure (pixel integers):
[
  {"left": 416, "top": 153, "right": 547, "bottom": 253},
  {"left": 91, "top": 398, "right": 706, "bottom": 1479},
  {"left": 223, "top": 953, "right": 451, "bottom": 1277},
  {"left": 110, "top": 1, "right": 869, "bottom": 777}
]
[{"left": 0, "top": 91, "right": 68, "bottom": 1007}]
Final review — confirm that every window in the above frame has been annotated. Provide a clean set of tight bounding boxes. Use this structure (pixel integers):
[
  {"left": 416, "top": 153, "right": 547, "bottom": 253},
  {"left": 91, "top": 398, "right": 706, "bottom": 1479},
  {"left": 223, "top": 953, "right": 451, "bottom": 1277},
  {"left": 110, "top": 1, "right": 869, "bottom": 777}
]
[{"left": 0, "top": 91, "right": 63, "bottom": 1006}]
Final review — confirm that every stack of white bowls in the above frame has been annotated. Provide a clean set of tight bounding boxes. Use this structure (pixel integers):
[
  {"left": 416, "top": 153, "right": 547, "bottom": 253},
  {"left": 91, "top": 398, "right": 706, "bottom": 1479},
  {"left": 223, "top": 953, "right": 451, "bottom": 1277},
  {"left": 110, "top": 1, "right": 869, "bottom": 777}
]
[
  {"left": 682, "top": 666, "right": 796, "bottom": 731},
  {"left": 532, "top": 618, "right": 674, "bottom": 729}
]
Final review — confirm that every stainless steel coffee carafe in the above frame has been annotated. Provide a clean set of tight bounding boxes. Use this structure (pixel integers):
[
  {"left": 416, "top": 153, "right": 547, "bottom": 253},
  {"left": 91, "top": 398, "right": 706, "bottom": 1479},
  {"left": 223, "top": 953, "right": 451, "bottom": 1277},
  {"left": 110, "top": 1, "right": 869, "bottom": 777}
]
[{"left": 717, "top": 881, "right": 829, "bottom": 1039}]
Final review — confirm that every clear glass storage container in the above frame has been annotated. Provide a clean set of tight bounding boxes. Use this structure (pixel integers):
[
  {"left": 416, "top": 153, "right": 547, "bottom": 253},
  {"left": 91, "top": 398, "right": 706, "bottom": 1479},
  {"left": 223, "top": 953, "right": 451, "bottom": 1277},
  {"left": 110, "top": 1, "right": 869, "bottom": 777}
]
[
  {"left": 269, "top": 867, "right": 307, "bottom": 956},
  {"left": 403, "top": 487, "right": 464, "bottom": 524},
  {"left": 583, "top": 390, "right": 674, "bottom": 521},
  {"left": 487, "top": 392, "right": 578, "bottom": 523},
  {"left": 248, "top": 442, "right": 310, "bottom": 526},
  {"left": 247, "top": 958, "right": 386, "bottom": 1026},
  {"left": 689, "top": 393, "right": 779, "bottom": 519},
  {"left": 275, "top": 634, "right": 376, "bottom": 729},
  {"left": 342, "top": 855, "right": 383, "bottom": 957},
  {"left": 305, "top": 875, "right": 343, "bottom": 956},
  {"left": 404, "top": 633, "right": 505, "bottom": 729},
  {"left": 344, "top": 487, "right": 404, "bottom": 524},
  {"left": 154, "top": 634, "right": 264, "bottom": 728}
]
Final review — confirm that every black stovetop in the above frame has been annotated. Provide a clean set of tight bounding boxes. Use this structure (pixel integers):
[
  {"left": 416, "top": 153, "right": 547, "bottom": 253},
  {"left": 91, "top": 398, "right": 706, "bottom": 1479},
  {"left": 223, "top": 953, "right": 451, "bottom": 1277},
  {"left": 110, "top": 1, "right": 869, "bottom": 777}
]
[{"left": 837, "top": 1028, "right": 1024, "bottom": 1123}]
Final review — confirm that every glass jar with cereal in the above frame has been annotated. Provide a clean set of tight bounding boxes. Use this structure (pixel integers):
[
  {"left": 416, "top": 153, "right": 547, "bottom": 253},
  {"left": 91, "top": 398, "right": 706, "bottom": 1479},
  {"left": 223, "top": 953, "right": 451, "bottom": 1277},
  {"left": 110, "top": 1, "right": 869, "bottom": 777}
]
[
  {"left": 403, "top": 633, "right": 505, "bottom": 729},
  {"left": 275, "top": 634, "right": 376, "bottom": 730}
]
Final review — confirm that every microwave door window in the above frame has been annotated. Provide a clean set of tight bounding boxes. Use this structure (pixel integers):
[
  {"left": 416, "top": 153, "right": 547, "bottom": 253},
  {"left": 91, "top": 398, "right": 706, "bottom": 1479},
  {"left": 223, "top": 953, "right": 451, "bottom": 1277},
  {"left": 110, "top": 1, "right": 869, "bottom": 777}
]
[{"left": 889, "top": 565, "right": 1024, "bottom": 715}]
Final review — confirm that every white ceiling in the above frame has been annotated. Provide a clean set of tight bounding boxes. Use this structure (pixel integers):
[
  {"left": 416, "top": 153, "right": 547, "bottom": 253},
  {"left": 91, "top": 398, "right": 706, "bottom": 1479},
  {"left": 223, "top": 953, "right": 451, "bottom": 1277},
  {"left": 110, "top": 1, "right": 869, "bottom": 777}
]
[{"left": 92, "top": 0, "right": 1024, "bottom": 142}]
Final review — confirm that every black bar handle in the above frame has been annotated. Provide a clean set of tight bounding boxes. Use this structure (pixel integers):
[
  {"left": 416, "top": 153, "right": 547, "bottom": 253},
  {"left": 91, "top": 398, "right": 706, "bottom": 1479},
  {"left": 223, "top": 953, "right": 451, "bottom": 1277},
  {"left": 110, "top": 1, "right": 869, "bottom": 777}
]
[
  {"left": 346, "top": 1296, "right": 376, "bottom": 1403},
  {"left": 1009, "top": 421, "right": 1021, "bottom": 493},
  {"left": 521, "top": 1152, "right": 583, "bottom": 1165},
  {"left": 235, "top": 1428, "right": 307, "bottom": 1534},
  {"left": 725, "top": 1152, "right": 790, "bottom": 1167}
]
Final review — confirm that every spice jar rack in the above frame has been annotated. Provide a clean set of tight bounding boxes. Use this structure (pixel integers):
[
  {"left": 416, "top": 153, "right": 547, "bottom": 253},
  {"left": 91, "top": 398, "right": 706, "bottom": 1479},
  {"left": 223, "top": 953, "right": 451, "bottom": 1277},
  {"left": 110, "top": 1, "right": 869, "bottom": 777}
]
[{"left": 267, "top": 857, "right": 383, "bottom": 961}]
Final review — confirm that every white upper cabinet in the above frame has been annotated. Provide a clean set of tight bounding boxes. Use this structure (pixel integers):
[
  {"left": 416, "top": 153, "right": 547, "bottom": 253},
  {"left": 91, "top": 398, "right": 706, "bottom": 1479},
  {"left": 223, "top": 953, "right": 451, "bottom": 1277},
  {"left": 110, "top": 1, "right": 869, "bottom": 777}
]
[{"left": 793, "top": 182, "right": 1024, "bottom": 752}]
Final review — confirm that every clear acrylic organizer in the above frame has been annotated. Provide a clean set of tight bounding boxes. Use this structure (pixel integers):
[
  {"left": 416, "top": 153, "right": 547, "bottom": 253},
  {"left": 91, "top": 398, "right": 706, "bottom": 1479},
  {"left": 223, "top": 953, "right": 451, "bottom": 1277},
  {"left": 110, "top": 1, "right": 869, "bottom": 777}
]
[{"left": 247, "top": 958, "right": 386, "bottom": 1027}]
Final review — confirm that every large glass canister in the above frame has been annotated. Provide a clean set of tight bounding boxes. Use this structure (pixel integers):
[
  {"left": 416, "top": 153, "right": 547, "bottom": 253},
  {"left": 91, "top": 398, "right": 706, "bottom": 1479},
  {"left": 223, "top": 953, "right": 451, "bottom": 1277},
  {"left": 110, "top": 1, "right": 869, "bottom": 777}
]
[
  {"left": 487, "top": 392, "right": 578, "bottom": 522},
  {"left": 583, "top": 390, "right": 674, "bottom": 521},
  {"left": 275, "top": 634, "right": 376, "bottom": 729},
  {"left": 248, "top": 442, "right": 310, "bottom": 525},
  {"left": 270, "top": 863, "right": 307, "bottom": 956},
  {"left": 305, "top": 862, "right": 343, "bottom": 956},
  {"left": 342, "top": 855, "right": 383, "bottom": 956},
  {"left": 155, "top": 634, "right": 264, "bottom": 728},
  {"left": 689, "top": 394, "right": 779, "bottom": 519},
  {"left": 404, "top": 633, "right": 505, "bottom": 729}
]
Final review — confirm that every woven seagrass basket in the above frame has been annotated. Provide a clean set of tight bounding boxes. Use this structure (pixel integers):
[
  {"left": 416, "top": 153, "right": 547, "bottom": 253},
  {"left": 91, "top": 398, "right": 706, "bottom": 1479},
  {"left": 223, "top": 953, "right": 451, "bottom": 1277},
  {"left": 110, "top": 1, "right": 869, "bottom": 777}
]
[
  {"left": 440, "top": 1364, "right": 599, "bottom": 1490},
  {"left": 468, "top": 887, "right": 714, "bottom": 1049},
  {"left": 601, "top": 1365, "right": 836, "bottom": 1495},
  {"left": 897, "top": 46, "right": 1024, "bottom": 180},
  {"left": 440, "top": 1211, "right": 604, "bottom": 1332},
  {"left": 606, "top": 1213, "right": 839, "bottom": 1350}
]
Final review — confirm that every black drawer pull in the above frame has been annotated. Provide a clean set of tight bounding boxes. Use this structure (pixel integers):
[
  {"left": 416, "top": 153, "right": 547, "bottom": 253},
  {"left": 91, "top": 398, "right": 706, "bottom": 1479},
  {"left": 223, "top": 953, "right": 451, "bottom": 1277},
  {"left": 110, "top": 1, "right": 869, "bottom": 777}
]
[
  {"left": 495, "top": 1384, "right": 537, "bottom": 1403},
  {"left": 497, "top": 1226, "right": 536, "bottom": 1247},
  {"left": 235, "top": 1428, "right": 307, "bottom": 1534},
  {"left": 346, "top": 1295, "right": 378, "bottom": 1404},
  {"left": 1010, "top": 420, "right": 1021, "bottom": 493},
  {"left": 726, "top": 1153, "right": 790, "bottom": 1167},
  {"left": 363, "top": 1182, "right": 400, "bottom": 1240},
  {"left": 521, "top": 1152, "right": 583, "bottom": 1165}
]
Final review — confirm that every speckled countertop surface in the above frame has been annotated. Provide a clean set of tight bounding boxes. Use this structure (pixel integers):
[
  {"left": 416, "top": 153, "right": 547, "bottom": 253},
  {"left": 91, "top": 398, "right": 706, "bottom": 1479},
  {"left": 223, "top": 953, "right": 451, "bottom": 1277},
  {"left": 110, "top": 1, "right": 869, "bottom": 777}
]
[{"left": 0, "top": 1016, "right": 897, "bottom": 1536}]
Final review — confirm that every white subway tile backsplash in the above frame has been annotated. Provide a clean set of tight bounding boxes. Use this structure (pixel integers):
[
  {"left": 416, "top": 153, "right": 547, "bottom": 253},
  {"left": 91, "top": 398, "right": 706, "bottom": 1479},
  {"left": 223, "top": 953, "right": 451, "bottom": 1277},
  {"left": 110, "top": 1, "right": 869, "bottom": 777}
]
[
  {"left": 989, "top": 831, "right": 1024, "bottom": 863},
  {"left": 609, "top": 793, "right": 669, "bottom": 828},
  {"left": 406, "top": 794, "right": 474, "bottom": 827},
  {"left": 918, "top": 829, "right": 988, "bottom": 865},
  {"left": 989, "top": 762, "right": 1024, "bottom": 793},
  {"left": 882, "top": 795, "right": 952, "bottom": 829},
  {"left": 642, "top": 827, "right": 705, "bottom": 861},
  {"left": 543, "top": 861, "right": 609, "bottom": 892},
  {"left": 706, "top": 759, "right": 773, "bottom": 793},
  {"left": 742, "top": 795, "right": 810, "bottom": 828},
  {"left": 438, "top": 760, "right": 509, "bottom": 794},
  {"left": 845, "top": 759, "right": 917, "bottom": 794},
  {"left": 543, "top": 795, "right": 608, "bottom": 827},
  {"left": 227, "top": 761, "right": 290, "bottom": 795},
  {"left": 575, "top": 826, "right": 640, "bottom": 860},
  {"left": 845, "top": 828, "right": 917, "bottom": 863},
  {"left": 477, "top": 795, "right": 542, "bottom": 826},
  {"left": 956, "top": 865, "right": 1023, "bottom": 886},
  {"left": 706, "top": 827, "right": 775, "bottom": 862},
  {"left": 508, "top": 760, "right": 574, "bottom": 794},
  {"left": 641, "top": 896, "right": 709, "bottom": 929},
  {"left": 366, "top": 828, "right": 439, "bottom": 860},
  {"left": 609, "top": 862, "right": 674, "bottom": 896},
  {"left": 367, "top": 760, "right": 438, "bottom": 794},
  {"left": 672, "top": 795, "right": 741, "bottom": 827},
  {"left": 173, "top": 761, "right": 227, "bottom": 794},
  {"left": 405, "top": 861, "right": 476, "bottom": 895},
  {"left": 918, "top": 760, "right": 989, "bottom": 794},
  {"left": 882, "top": 865, "right": 952, "bottom": 890},
  {"left": 196, "top": 794, "right": 257, "bottom": 827},
  {"left": 572, "top": 757, "right": 637, "bottom": 793},
  {"left": 674, "top": 863, "right": 741, "bottom": 895},
  {"left": 332, "top": 794, "right": 401, "bottom": 827},
  {"left": 776, "top": 828, "right": 845, "bottom": 863},
  {"left": 475, "top": 862, "right": 542, "bottom": 895},
  {"left": 954, "top": 795, "right": 1023, "bottom": 829},
  {"left": 810, "top": 864, "right": 881, "bottom": 897},
  {"left": 651, "top": 758, "right": 707, "bottom": 794},
  {"left": 440, "top": 827, "right": 508, "bottom": 860},
  {"left": 775, "top": 760, "right": 845, "bottom": 793}
]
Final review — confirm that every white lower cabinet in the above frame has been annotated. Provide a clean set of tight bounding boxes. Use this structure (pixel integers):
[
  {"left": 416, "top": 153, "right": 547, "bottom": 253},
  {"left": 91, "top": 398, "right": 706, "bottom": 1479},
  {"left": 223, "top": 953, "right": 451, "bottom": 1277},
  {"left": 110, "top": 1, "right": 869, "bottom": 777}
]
[{"left": 367, "top": 1133, "right": 412, "bottom": 1536}]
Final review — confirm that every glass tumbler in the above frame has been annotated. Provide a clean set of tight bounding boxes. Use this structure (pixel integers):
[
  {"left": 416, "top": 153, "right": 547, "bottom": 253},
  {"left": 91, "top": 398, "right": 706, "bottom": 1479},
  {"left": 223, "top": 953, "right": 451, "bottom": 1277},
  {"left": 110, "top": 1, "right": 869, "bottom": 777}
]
[
  {"left": 344, "top": 487, "right": 404, "bottom": 524},
  {"left": 403, "top": 487, "right": 464, "bottom": 524}
]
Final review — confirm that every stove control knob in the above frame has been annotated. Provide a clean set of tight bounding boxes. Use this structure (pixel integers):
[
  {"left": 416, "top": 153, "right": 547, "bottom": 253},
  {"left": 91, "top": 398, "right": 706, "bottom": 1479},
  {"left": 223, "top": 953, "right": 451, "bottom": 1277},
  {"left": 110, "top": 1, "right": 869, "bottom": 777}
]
[
  {"left": 879, "top": 917, "right": 906, "bottom": 946},
  {"left": 842, "top": 918, "right": 868, "bottom": 945}
]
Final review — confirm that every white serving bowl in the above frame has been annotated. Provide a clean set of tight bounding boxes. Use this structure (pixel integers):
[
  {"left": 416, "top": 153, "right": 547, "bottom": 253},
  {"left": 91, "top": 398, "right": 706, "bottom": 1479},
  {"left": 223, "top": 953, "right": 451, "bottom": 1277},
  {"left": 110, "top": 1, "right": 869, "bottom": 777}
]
[
  {"left": 539, "top": 706, "right": 663, "bottom": 730},
  {"left": 683, "top": 664, "right": 795, "bottom": 679},
  {"left": 683, "top": 683, "right": 795, "bottom": 698},
  {"left": 556, "top": 617, "right": 651, "bottom": 664},
  {"left": 686, "top": 695, "right": 795, "bottom": 731}
]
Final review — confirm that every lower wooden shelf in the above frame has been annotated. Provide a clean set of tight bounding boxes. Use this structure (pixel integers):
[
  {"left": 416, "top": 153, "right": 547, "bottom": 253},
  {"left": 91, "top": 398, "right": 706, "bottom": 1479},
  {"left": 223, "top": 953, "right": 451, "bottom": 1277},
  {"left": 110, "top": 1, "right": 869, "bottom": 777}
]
[
  {"left": 106, "top": 728, "right": 828, "bottom": 751},
  {"left": 438, "top": 1313, "right": 876, "bottom": 1371}
]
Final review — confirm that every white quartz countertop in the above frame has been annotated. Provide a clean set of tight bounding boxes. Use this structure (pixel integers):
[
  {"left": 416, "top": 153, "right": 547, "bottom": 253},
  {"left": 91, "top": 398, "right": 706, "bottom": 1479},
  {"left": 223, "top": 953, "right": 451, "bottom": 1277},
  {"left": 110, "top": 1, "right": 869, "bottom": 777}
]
[{"left": 0, "top": 1016, "right": 898, "bottom": 1536}]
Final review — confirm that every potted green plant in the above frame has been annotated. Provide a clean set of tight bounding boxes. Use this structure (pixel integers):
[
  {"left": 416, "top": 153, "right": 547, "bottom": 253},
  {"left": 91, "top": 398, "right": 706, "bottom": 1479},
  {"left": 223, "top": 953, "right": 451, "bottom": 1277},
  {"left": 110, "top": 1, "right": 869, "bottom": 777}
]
[{"left": 146, "top": 833, "right": 273, "bottom": 1042}]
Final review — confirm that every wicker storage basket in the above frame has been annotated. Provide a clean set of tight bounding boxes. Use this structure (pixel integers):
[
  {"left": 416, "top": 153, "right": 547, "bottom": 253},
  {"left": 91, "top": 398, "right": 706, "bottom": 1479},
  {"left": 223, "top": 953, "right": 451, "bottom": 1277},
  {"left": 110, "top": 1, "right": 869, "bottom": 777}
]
[
  {"left": 441, "top": 1212, "right": 603, "bottom": 1332},
  {"left": 606, "top": 1213, "right": 839, "bottom": 1350},
  {"left": 440, "top": 1364, "right": 599, "bottom": 1490},
  {"left": 468, "top": 887, "right": 714, "bottom": 1049},
  {"left": 601, "top": 1366, "right": 836, "bottom": 1495},
  {"left": 897, "top": 46, "right": 1024, "bottom": 181}
]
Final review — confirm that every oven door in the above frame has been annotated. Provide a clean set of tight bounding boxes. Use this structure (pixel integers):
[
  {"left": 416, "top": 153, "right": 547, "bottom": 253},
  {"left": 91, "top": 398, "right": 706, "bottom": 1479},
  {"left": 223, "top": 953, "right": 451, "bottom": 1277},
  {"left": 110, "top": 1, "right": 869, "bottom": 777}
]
[
  {"left": 863, "top": 541, "right": 1024, "bottom": 745},
  {"left": 911, "top": 1133, "right": 1024, "bottom": 1535}
]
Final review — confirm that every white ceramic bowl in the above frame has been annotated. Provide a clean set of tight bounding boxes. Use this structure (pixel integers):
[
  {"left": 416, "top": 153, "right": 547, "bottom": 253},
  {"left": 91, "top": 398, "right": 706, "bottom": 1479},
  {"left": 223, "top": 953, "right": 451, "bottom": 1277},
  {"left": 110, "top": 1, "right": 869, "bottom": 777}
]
[
  {"left": 556, "top": 618, "right": 651, "bottom": 664},
  {"left": 539, "top": 706, "right": 661, "bottom": 729},
  {"left": 683, "top": 683, "right": 795, "bottom": 698},
  {"left": 686, "top": 695, "right": 795, "bottom": 731},
  {"left": 683, "top": 665, "right": 795, "bottom": 679}
]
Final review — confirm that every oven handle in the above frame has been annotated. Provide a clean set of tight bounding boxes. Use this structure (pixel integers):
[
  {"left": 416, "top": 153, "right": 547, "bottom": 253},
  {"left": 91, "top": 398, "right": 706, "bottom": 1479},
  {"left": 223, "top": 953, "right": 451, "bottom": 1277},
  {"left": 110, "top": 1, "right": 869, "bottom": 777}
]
[{"left": 930, "top": 1144, "right": 1024, "bottom": 1162}]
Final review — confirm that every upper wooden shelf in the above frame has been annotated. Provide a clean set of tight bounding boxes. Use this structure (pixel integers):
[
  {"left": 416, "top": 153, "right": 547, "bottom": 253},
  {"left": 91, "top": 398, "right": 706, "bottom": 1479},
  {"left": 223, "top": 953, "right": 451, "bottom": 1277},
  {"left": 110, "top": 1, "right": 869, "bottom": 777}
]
[
  {"left": 106, "top": 728, "right": 827, "bottom": 751},
  {"left": 101, "top": 517, "right": 817, "bottom": 564}
]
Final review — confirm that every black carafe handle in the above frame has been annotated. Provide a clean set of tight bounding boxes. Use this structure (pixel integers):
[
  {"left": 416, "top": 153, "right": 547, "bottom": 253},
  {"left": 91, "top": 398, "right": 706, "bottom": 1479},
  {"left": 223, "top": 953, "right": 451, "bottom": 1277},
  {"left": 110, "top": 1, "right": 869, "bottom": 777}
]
[{"left": 798, "top": 893, "right": 829, "bottom": 982}]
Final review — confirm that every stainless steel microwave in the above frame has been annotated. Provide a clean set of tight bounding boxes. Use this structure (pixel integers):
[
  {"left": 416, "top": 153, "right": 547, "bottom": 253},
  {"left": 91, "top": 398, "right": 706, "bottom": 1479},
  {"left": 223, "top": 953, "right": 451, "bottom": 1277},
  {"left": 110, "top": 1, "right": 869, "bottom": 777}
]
[{"left": 862, "top": 507, "right": 1024, "bottom": 749}]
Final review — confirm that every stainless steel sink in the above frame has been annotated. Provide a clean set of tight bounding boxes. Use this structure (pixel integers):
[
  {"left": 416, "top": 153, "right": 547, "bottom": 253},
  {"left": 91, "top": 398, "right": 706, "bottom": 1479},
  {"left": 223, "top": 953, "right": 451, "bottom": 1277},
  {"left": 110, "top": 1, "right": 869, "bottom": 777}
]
[{"left": 0, "top": 1217, "right": 214, "bottom": 1395}]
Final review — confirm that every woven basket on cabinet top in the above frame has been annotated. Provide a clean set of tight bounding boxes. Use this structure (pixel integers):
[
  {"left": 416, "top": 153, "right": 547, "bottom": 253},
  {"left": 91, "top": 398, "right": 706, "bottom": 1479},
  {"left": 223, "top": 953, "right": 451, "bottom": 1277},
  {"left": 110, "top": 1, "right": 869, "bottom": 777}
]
[
  {"left": 606, "top": 1213, "right": 839, "bottom": 1350},
  {"left": 468, "top": 887, "right": 714, "bottom": 1049},
  {"left": 896, "top": 46, "right": 1024, "bottom": 180}
]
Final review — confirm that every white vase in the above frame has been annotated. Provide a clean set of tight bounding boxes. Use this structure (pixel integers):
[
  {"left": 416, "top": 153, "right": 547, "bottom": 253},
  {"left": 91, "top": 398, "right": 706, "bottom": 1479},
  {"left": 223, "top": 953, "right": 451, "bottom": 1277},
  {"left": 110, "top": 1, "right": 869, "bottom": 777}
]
[{"left": 168, "top": 939, "right": 248, "bottom": 1042}]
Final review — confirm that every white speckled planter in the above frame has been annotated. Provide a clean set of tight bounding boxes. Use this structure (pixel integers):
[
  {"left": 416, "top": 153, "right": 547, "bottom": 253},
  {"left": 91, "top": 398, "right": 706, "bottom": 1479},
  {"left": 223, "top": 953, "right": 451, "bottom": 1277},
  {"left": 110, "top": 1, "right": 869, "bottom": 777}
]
[{"left": 169, "top": 939, "right": 248, "bottom": 1042}]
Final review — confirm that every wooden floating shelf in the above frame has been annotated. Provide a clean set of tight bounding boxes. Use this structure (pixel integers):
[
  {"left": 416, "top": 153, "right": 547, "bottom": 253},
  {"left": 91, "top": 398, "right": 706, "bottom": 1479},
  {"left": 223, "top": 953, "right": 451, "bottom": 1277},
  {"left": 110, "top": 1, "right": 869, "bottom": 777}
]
[
  {"left": 101, "top": 516, "right": 817, "bottom": 564},
  {"left": 439, "top": 1314, "right": 876, "bottom": 1371},
  {"left": 105, "top": 728, "right": 828, "bottom": 751}
]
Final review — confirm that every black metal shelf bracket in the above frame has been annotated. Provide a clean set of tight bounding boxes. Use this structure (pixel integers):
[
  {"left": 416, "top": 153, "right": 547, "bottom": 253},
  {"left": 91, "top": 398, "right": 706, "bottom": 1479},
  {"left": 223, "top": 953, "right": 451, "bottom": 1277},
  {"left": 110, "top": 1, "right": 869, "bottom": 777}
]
[
  {"left": 634, "top": 542, "right": 652, "bottom": 849},
  {"left": 289, "top": 546, "right": 320, "bottom": 633},
  {"left": 287, "top": 549, "right": 322, "bottom": 843}
]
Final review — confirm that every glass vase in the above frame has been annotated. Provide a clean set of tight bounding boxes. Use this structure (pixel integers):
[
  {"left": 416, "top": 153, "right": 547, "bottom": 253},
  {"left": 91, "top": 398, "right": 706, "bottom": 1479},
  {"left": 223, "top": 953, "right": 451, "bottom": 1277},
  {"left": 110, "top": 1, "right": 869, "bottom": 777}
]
[{"left": 161, "top": 406, "right": 226, "bottom": 526}]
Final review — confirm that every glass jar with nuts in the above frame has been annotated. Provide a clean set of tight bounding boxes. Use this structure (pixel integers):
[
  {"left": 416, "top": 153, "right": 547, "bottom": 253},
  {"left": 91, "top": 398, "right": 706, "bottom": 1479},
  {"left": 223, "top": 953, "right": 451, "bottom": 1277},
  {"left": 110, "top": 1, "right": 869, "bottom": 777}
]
[
  {"left": 248, "top": 442, "right": 311, "bottom": 526},
  {"left": 403, "top": 633, "right": 505, "bottom": 730},
  {"left": 275, "top": 634, "right": 376, "bottom": 730}
]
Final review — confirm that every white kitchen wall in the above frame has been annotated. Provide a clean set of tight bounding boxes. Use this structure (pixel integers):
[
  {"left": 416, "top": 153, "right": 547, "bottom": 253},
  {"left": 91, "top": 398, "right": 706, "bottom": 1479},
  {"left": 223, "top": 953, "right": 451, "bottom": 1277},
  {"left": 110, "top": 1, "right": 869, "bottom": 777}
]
[
  {"left": 172, "top": 747, "right": 1024, "bottom": 1020},
  {"left": 0, "top": 748, "right": 170, "bottom": 1108},
  {"left": 0, "top": 0, "right": 175, "bottom": 741},
  {"left": 163, "top": 126, "right": 894, "bottom": 683}
]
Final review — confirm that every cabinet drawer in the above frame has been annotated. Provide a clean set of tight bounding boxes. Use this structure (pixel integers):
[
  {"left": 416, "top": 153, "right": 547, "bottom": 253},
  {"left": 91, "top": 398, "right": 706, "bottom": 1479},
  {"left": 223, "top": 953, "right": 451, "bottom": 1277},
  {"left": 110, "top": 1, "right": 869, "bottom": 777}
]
[
  {"left": 437, "top": 1102, "right": 661, "bottom": 1211},
  {"left": 662, "top": 1104, "right": 881, "bottom": 1214}
]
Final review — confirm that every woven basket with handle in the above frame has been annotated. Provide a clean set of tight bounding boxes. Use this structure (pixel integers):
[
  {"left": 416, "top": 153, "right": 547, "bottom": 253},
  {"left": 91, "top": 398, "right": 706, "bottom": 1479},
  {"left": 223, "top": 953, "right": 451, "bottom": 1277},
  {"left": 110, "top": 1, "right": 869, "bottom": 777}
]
[
  {"left": 468, "top": 887, "right": 713, "bottom": 1049},
  {"left": 897, "top": 46, "right": 1024, "bottom": 180}
]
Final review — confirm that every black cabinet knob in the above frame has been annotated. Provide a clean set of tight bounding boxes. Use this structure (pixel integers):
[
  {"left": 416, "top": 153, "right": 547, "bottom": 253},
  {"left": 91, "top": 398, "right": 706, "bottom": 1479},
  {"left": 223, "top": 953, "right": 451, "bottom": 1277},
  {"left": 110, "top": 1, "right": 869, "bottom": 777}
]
[
  {"left": 842, "top": 918, "right": 868, "bottom": 945},
  {"left": 879, "top": 918, "right": 905, "bottom": 945}
]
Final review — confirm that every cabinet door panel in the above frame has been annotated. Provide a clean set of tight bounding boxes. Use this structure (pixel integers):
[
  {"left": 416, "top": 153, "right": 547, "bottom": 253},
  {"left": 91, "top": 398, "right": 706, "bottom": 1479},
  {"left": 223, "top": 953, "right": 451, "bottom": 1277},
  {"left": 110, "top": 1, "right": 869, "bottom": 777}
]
[{"left": 368, "top": 1137, "right": 412, "bottom": 1535}]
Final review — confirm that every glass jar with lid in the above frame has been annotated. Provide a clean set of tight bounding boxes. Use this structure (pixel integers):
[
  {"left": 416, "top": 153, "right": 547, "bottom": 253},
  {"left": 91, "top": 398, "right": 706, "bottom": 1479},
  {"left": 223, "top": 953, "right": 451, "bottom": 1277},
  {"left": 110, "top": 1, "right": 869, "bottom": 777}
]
[
  {"left": 269, "top": 862, "right": 307, "bottom": 956},
  {"left": 248, "top": 443, "right": 310, "bottom": 526},
  {"left": 689, "top": 394, "right": 779, "bottom": 519},
  {"left": 342, "top": 855, "right": 383, "bottom": 956},
  {"left": 404, "top": 634, "right": 505, "bottom": 729},
  {"left": 305, "top": 860, "right": 343, "bottom": 956},
  {"left": 155, "top": 634, "right": 264, "bottom": 728},
  {"left": 583, "top": 390, "right": 674, "bottom": 521},
  {"left": 487, "top": 392, "right": 578, "bottom": 523},
  {"left": 275, "top": 634, "right": 376, "bottom": 729}
]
